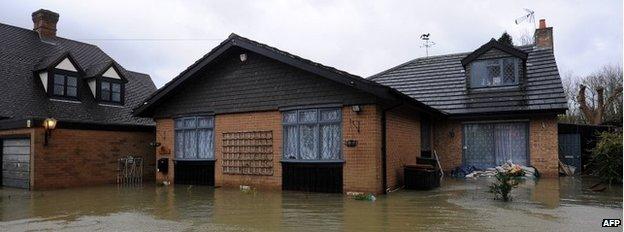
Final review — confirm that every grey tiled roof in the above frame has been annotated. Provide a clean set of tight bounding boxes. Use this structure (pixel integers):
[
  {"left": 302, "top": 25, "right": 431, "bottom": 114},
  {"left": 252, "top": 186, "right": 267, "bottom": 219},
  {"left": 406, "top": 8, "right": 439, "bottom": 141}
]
[
  {"left": 0, "top": 22, "right": 156, "bottom": 126},
  {"left": 369, "top": 45, "right": 568, "bottom": 115}
]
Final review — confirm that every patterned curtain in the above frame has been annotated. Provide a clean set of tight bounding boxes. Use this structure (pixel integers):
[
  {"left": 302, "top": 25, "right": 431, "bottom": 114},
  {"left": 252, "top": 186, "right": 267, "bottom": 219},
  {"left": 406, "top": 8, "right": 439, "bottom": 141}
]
[
  {"left": 494, "top": 123, "right": 527, "bottom": 165},
  {"left": 321, "top": 124, "right": 341, "bottom": 159},
  {"left": 174, "top": 116, "right": 214, "bottom": 160},
  {"left": 299, "top": 125, "right": 318, "bottom": 159},
  {"left": 282, "top": 108, "right": 341, "bottom": 161},
  {"left": 283, "top": 126, "right": 298, "bottom": 159}
]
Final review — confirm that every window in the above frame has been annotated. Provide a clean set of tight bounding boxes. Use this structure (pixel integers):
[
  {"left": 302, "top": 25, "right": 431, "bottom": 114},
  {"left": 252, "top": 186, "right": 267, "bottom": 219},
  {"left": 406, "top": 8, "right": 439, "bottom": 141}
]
[
  {"left": 470, "top": 58, "right": 519, "bottom": 88},
  {"left": 100, "top": 80, "right": 123, "bottom": 103},
  {"left": 282, "top": 108, "right": 341, "bottom": 161},
  {"left": 174, "top": 116, "right": 214, "bottom": 160},
  {"left": 52, "top": 74, "right": 78, "bottom": 98}
]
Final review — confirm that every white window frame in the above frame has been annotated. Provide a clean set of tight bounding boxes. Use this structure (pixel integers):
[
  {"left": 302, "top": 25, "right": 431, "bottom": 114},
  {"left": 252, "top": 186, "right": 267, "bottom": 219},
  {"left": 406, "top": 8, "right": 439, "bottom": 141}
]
[{"left": 282, "top": 108, "right": 342, "bottom": 162}]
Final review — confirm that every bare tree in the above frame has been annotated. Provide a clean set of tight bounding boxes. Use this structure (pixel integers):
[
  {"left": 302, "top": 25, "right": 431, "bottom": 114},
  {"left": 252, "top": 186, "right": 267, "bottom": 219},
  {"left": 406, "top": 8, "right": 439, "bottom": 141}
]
[{"left": 575, "top": 65, "right": 623, "bottom": 125}]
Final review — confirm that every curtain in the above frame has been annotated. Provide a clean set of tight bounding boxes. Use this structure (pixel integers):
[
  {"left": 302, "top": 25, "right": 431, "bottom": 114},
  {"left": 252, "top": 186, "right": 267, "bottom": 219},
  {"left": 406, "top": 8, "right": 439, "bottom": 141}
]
[
  {"left": 463, "top": 124, "right": 495, "bottom": 168},
  {"left": 175, "top": 130, "right": 184, "bottom": 159},
  {"left": 494, "top": 123, "right": 527, "bottom": 165},
  {"left": 321, "top": 124, "right": 341, "bottom": 160},
  {"left": 184, "top": 130, "right": 197, "bottom": 159},
  {"left": 197, "top": 129, "right": 214, "bottom": 159},
  {"left": 299, "top": 124, "right": 318, "bottom": 159},
  {"left": 282, "top": 109, "right": 341, "bottom": 161},
  {"left": 320, "top": 109, "right": 340, "bottom": 121},
  {"left": 299, "top": 110, "right": 317, "bottom": 123},
  {"left": 283, "top": 125, "right": 298, "bottom": 159}
]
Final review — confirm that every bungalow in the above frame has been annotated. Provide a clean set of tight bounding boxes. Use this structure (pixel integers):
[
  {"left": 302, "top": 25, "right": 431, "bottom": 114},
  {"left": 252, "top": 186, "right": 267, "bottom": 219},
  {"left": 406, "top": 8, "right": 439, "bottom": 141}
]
[
  {"left": 371, "top": 19, "right": 566, "bottom": 176},
  {"left": 134, "top": 20, "right": 566, "bottom": 194},
  {"left": 0, "top": 9, "right": 157, "bottom": 189}
]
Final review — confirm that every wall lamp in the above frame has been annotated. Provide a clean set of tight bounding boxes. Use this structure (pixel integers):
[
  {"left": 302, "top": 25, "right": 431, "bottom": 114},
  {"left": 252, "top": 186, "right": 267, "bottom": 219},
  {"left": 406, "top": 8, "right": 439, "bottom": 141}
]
[{"left": 43, "top": 117, "right": 57, "bottom": 146}]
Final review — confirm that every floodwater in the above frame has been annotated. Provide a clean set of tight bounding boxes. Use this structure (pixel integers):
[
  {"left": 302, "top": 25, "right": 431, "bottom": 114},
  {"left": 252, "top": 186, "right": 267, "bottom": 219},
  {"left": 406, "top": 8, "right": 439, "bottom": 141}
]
[{"left": 0, "top": 177, "right": 621, "bottom": 232}]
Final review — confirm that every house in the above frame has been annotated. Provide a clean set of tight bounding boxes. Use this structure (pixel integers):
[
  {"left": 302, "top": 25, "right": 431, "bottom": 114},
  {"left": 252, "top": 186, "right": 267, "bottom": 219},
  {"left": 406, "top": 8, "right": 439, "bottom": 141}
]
[
  {"left": 371, "top": 19, "right": 567, "bottom": 176},
  {"left": 134, "top": 19, "right": 566, "bottom": 194},
  {"left": 134, "top": 34, "right": 443, "bottom": 194},
  {"left": 0, "top": 9, "right": 157, "bottom": 189}
]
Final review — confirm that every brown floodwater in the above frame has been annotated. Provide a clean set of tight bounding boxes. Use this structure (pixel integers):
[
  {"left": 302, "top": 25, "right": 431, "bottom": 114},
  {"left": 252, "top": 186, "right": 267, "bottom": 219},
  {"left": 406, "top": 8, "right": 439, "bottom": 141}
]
[{"left": 0, "top": 177, "right": 621, "bottom": 232}]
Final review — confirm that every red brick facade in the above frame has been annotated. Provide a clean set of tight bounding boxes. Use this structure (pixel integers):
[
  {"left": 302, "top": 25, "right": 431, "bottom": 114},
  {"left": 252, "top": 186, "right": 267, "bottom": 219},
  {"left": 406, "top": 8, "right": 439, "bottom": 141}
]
[
  {"left": 154, "top": 106, "right": 560, "bottom": 194},
  {"left": 385, "top": 107, "right": 421, "bottom": 191},
  {"left": 0, "top": 127, "right": 155, "bottom": 190},
  {"left": 155, "top": 105, "right": 386, "bottom": 194},
  {"left": 433, "top": 116, "right": 559, "bottom": 177}
]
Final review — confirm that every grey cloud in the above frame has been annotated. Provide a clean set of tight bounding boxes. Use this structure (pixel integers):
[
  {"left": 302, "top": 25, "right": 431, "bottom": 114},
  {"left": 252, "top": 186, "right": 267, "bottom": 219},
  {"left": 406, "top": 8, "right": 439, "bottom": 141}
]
[{"left": 1, "top": 0, "right": 621, "bottom": 87}]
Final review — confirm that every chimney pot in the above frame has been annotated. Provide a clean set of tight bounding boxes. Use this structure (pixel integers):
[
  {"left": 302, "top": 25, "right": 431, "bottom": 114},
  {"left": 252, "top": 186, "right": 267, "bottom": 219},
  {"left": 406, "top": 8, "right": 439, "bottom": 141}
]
[
  {"left": 539, "top": 19, "right": 547, "bottom": 29},
  {"left": 32, "top": 9, "right": 59, "bottom": 39},
  {"left": 534, "top": 18, "right": 553, "bottom": 48}
]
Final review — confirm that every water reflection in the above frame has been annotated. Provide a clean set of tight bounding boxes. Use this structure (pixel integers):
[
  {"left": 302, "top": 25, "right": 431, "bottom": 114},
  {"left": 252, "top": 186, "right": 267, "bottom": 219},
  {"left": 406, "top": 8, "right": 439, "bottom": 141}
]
[{"left": 0, "top": 177, "right": 621, "bottom": 231}]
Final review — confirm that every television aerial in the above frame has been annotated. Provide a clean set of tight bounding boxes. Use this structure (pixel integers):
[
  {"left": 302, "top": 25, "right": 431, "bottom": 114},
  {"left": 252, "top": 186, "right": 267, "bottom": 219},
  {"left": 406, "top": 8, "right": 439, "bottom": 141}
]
[{"left": 514, "top": 8, "right": 536, "bottom": 28}]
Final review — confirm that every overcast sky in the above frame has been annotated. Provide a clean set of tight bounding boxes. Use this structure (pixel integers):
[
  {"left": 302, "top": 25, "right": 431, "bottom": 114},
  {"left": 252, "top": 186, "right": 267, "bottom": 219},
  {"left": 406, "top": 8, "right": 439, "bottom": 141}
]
[{"left": 1, "top": 1, "right": 622, "bottom": 87}]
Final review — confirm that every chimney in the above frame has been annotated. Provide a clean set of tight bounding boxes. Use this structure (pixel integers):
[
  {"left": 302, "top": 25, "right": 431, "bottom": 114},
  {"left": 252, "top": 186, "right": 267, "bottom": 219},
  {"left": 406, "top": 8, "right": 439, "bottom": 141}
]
[
  {"left": 534, "top": 19, "right": 553, "bottom": 48},
  {"left": 32, "top": 9, "right": 59, "bottom": 39}
]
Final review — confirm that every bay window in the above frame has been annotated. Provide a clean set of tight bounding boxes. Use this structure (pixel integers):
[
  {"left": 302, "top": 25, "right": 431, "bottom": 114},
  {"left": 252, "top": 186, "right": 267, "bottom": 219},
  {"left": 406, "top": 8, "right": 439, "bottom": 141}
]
[
  {"left": 282, "top": 108, "right": 342, "bottom": 161},
  {"left": 174, "top": 116, "right": 214, "bottom": 160}
]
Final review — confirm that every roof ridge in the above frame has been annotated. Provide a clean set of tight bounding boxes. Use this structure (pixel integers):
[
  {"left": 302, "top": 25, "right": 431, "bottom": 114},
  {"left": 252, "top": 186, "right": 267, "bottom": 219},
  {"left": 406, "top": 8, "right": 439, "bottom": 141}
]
[{"left": 369, "top": 43, "right": 534, "bottom": 80}]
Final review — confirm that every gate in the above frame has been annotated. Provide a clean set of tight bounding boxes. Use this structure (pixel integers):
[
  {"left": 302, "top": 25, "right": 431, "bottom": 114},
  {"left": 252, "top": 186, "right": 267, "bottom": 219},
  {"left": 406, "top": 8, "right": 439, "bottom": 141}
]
[{"left": 558, "top": 133, "right": 581, "bottom": 174}]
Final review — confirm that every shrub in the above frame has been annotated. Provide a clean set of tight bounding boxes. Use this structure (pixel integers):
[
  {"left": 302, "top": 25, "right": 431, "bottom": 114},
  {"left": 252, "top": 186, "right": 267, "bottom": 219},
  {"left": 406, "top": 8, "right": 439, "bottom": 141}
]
[
  {"left": 352, "top": 193, "right": 376, "bottom": 201},
  {"left": 590, "top": 131, "right": 623, "bottom": 185},
  {"left": 489, "top": 171, "right": 521, "bottom": 202}
]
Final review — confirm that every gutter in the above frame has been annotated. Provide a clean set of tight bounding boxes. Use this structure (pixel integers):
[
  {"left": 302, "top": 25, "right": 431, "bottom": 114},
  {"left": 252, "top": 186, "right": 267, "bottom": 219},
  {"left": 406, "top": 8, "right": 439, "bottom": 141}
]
[{"left": 380, "top": 101, "right": 404, "bottom": 194}]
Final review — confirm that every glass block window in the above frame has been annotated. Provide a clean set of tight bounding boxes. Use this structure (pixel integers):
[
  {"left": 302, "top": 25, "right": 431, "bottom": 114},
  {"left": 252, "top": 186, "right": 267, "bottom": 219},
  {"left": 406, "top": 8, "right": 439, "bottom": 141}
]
[
  {"left": 282, "top": 108, "right": 341, "bottom": 161},
  {"left": 174, "top": 116, "right": 215, "bottom": 160},
  {"left": 470, "top": 58, "right": 519, "bottom": 88},
  {"left": 52, "top": 74, "right": 78, "bottom": 98}
]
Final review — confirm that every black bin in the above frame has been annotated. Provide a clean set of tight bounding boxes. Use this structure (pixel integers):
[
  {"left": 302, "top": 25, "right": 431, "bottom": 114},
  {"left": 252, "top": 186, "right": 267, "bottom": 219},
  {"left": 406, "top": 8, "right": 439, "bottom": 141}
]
[
  {"left": 157, "top": 158, "right": 169, "bottom": 173},
  {"left": 404, "top": 164, "right": 440, "bottom": 190}
]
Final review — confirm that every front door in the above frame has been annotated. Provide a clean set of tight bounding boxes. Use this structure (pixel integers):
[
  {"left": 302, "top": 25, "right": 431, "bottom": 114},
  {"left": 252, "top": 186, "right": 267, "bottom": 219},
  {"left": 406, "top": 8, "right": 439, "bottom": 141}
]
[{"left": 463, "top": 122, "right": 528, "bottom": 169}]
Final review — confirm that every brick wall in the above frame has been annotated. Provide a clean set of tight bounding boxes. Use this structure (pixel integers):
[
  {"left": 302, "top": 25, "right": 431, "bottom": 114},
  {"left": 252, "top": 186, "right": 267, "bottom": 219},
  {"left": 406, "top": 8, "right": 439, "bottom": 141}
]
[
  {"left": 385, "top": 107, "right": 420, "bottom": 191},
  {"left": 0, "top": 128, "right": 154, "bottom": 190},
  {"left": 433, "top": 119, "right": 462, "bottom": 171},
  {"left": 529, "top": 115, "right": 559, "bottom": 177},
  {"left": 154, "top": 105, "right": 384, "bottom": 193},
  {"left": 433, "top": 116, "right": 559, "bottom": 176},
  {"left": 155, "top": 119, "right": 175, "bottom": 183},
  {"left": 32, "top": 128, "right": 155, "bottom": 189},
  {"left": 215, "top": 111, "right": 283, "bottom": 189},
  {"left": 342, "top": 105, "right": 383, "bottom": 194}
]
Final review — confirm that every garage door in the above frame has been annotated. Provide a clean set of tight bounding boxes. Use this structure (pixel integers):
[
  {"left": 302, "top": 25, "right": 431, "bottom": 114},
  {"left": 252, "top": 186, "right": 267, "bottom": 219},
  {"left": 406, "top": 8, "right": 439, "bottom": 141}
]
[
  {"left": 2, "top": 138, "right": 30, "bottom": 189},
  {"left": 463, "top": 123, "right": 528, "bottom": 169}
]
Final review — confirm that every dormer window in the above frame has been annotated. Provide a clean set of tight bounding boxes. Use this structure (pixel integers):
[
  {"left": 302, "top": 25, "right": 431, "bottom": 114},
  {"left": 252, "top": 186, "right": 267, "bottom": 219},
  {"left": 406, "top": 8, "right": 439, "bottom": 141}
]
[
  {"left": 36, "top": 53, "right": 84, "bottom": 100},
  {"left": 470, "top": 57, "right": 519, "bottom": 88},
  {"left": 99, "top": 79, "right": 123, "bottom": 103},
  {"left": 52, "top": 73, "right": 78, "bottom": 98}
]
